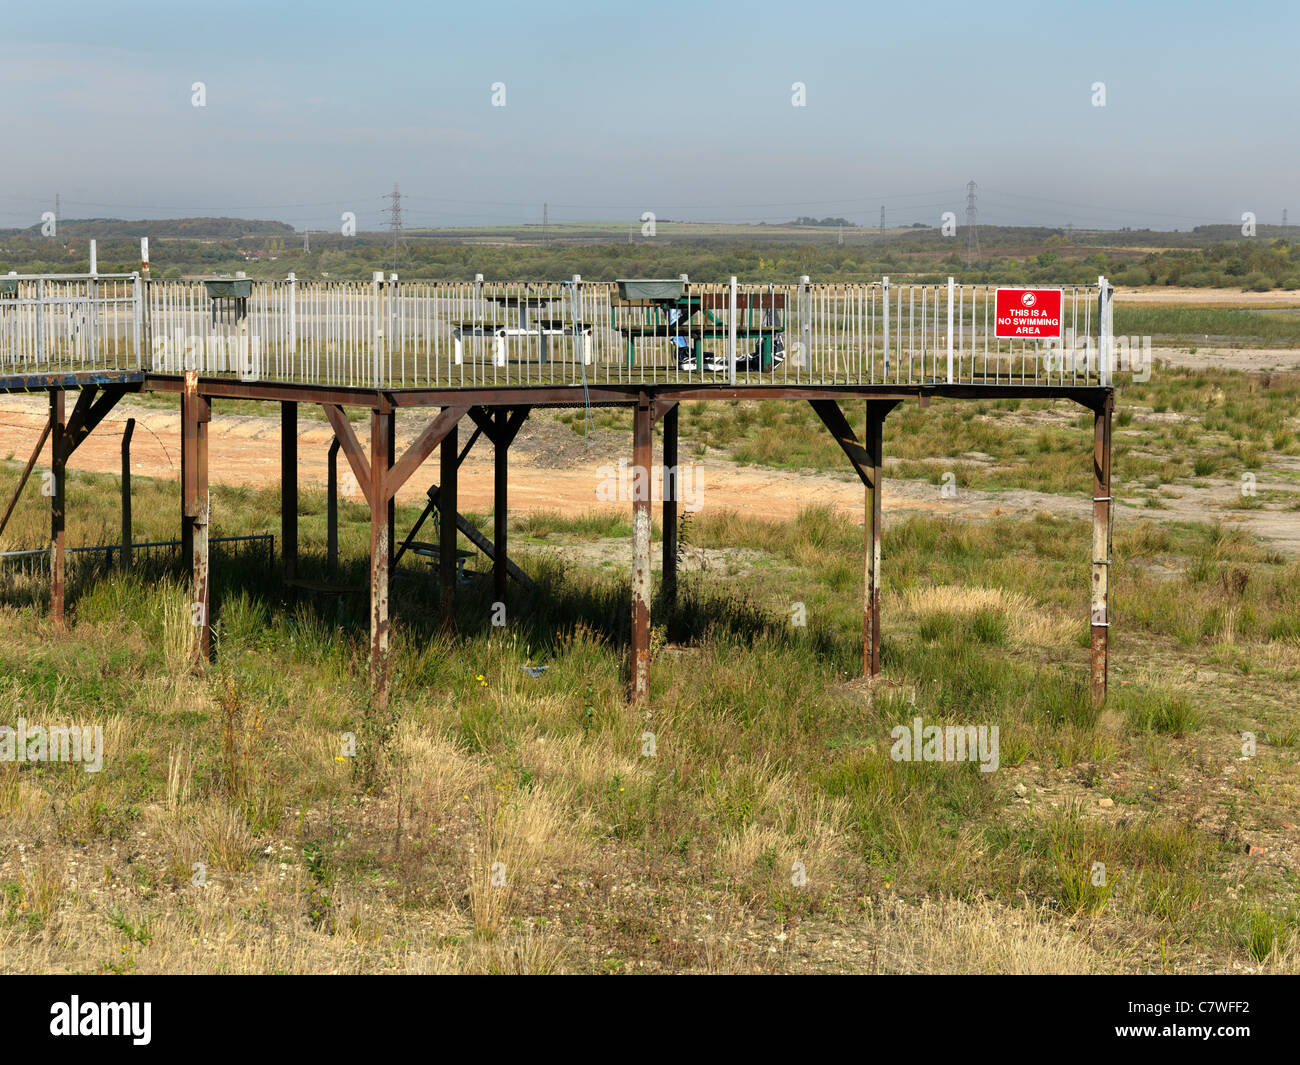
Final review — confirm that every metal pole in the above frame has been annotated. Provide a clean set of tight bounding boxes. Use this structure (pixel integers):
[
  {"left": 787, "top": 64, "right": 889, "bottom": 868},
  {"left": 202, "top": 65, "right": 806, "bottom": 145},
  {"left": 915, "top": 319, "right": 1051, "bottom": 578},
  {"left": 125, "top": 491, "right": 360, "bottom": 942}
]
[
  {"left": 1090, "top": 393, "right": 1113, "bottom": 703},
  {"left": 49, "top": 390, "right": 65, "bottom": 629},
  {"left": 370, "top": 408, "right": 390, "bottom": 705},
  {"left": 387, "top": 410, "right": 395, "bottom": 568},
  {"left": 182, "top": 373, "right": 211, "bottom": 661},
  {"left": 1097, "top": 275, "right": 1112, "bottom": 387},
  {"left": 439, "top": 415, "right": 458, "bottom": 632},
  {"left": 326, "top": 436, "right": 339, "bottom": 575},
  {"left": 631, "top": 394, "right": 652, "bottom": 701},
  {"left": 121, "top": 418, "right": 134, "bottom": 569},
  {"left": 493, "top": 408, "right": 508, "bottom": 608},
  {"left": 661, "top": 402, "right": 678, "bottom": 613},
  {"left": 864, "top": 401, "right": 886, "bottom": 675},
  {"left": 882, "top": 275, "right": 891, "bottom": 380},
  {"left": 281, "top": 402, "right": 297, "bottom": 582},
  {"left": 946, "top": 276, "right": 955, "bottom": 383},
  {"left": 728, "top": 276, "right": 738, "bottom": 386}
]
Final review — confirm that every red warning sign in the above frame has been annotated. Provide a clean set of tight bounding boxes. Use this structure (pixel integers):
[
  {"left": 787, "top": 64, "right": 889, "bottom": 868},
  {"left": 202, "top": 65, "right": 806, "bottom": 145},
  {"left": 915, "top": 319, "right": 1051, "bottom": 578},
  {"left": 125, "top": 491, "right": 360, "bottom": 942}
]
[{"left": 994, "top": 288, "right": 1063, "bottom": 340}]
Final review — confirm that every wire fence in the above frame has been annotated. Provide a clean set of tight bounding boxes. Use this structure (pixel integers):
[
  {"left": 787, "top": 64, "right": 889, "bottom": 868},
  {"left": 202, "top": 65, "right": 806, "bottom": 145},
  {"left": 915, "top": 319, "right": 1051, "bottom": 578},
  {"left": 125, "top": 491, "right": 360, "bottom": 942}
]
[
  {"left": 1, "top": 273, "right": 1114, "bottom": 389},
  {"left": 0, "top": 534, "right": 274, "bottom": 582}
]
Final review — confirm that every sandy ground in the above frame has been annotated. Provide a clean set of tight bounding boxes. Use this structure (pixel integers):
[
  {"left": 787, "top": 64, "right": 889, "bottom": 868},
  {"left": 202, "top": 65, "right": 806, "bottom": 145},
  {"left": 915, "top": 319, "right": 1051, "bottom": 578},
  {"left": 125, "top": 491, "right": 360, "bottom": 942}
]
[
  {"left": 1, "top": 373, "right": 1297, "bottom": 555},
  {"left": 1117, "top": 287, "right": 1300, "bottom": 307}
]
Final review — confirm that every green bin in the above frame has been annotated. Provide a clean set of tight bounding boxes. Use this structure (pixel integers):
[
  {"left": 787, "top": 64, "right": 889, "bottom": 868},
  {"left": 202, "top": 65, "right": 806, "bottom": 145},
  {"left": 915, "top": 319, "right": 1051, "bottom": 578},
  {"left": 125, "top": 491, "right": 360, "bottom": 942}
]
[
  {"left": 203, "top": 278, "right": 253, "bottom": 299},
  {"left": 615, "top": 278, "right": 683, "bottom": 301}
]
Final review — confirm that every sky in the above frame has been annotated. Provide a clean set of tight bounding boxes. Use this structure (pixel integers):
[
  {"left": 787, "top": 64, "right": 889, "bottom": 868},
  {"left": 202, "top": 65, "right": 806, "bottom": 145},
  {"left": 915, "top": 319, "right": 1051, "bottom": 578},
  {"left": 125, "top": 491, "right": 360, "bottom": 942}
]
[{"left": 0, "top": 0, "right": 1296, "bottom": 233}]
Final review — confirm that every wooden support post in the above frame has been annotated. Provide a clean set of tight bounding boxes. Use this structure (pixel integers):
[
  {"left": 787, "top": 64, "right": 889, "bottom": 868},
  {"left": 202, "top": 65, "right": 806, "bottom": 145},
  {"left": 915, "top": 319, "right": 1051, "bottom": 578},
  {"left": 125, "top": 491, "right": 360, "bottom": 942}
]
[
  {"left": 182, "top": 375, "right": 211, "bottom": 661},
  {"left": 1090, "top": 393, "right": 1114, "bottom": 704},
  {"left": 50, "top": 390, "right": 65, "bottom": 629},
  {"left": 121, "top": 418, "right": 134, "bottom": 569},
  {"left": 439, "top": 415, "right": 458, "bottom": 632},
  {"left": 326, "top": 437, "right": 339, "bottom": 576},
  {"left": 493, "top": 408, "right": 508, "bottom": 609},
  {"left": 864, "top": 401, "right": 886, "bottom": 676},
  {"left": 631, "top": 394, "right": 652, "bottom": 701},
  {"left": 661, "top": 401, "right": 679, "bottom": 613},
  {"left": 369, "top": 408, "right": 390, "bottom": 704},
  {"left": 281, "top": 401, "right": 298, "bottom": 583}
]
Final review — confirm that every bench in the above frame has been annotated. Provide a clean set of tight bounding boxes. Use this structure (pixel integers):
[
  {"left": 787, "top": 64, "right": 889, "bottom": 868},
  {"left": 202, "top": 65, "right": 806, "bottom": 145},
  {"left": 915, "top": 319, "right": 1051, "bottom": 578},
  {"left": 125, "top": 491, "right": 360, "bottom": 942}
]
[{"left": 406, "top": 540, "right": 475, "bottom": 584}]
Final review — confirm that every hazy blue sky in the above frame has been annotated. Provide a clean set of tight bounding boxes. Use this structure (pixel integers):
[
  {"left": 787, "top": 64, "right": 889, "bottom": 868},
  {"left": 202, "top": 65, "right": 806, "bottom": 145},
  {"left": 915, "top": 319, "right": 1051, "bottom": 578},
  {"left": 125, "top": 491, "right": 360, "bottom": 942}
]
[{"left": 1, "top": 0, "right": 1295, "bottom": 232}]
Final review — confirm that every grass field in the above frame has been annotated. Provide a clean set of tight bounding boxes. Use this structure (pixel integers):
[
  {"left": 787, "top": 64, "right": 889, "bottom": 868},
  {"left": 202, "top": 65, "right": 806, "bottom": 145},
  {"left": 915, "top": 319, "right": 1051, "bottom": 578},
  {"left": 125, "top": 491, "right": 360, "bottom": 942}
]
[
  {"left": 1, "top": 375, "right": 1298, "bottom": 970},
  {"left": 0, "top": 291, "right": 1298, "bottom": 973}
]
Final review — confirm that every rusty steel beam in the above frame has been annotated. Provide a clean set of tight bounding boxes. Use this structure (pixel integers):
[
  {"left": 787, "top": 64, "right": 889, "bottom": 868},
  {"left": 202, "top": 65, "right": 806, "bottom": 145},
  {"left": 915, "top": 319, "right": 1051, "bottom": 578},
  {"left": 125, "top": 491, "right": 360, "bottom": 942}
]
[
  {"left": 282, "top": 402, "right": 298, "bottom": 583},
  {"left": 439, "top": 417, "right": 458, "bottom": 633},
  {"left": 121, "top": 418, "right": 134, "bottom": 569},
  {"left": 631, "top": 394, "right": 653, "bottom": 702},
  {"left": 141, "top": 373, "right": 1109, "bottom": 412},
  {"left": 369, "top": 408, "right": 390, "bottom": 705},
  {"left": 661, "top": 401, "right": 679, "bottom": 613},
  {"left": 182, "top": 373, "right": 212, "bottom": 662},
  {"left": 863, "top": 401, "right": 895, "bottom": 678},
  {"left": 809, "top": 399, "right": 873, "bottom": 486},
  {"left": 322, "top": 404, "right": 372, "bottom": 505},
  {"left": 58, "top": 385, "right": 127, "bottom": 465},
  {"left": 0, "top": 416, "right": 51, "bottom": 542},
  {"left": 50, "top": 390, "right": 65, "bottom": 630},
  {"left": 1091, "top": 391, "right": 1114, "bottom": 704}
]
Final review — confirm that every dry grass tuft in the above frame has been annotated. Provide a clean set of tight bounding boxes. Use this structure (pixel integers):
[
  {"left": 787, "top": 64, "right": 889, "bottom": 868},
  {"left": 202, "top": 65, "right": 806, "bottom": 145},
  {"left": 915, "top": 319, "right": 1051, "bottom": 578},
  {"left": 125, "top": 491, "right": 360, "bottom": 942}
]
[{"left": 903, "top": 584, "right": 1076, "bottom": 646}]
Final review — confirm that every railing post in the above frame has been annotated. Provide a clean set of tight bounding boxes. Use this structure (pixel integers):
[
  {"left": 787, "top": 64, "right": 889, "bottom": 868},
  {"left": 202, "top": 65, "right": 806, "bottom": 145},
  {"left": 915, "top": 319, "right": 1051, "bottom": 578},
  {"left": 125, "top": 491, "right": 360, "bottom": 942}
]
[
  {"left": 1097, "top": 275, "right": 1112, "bottom": 387},
  {"left": 35, "top": 278, "right": 45, "bottom": 369},
  {"left": 287, "top": 271, "right": 297, "bottom": 359},
  {"left": 372, "top": 271, "right": 384, "bottom": 388},
  {"left": 728, "top": 276, "right": 737, "bottom": 385},
  {"left": 133, "top": 274, "right": 144, "bottom": 369},
  {"left": 946, "top": 276, "right": 955, "bottom": 383},
  {"left": 882, "top": 275, "right": 890, "bottom": 379},
  {"left": 798, "top": 275, "right": 810, "bottom": 375}
]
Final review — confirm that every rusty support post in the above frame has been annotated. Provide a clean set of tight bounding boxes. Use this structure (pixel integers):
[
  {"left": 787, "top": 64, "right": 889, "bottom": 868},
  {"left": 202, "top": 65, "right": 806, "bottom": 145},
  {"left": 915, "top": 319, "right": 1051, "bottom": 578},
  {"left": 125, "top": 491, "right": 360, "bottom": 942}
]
[
  {"left": 387, "top": 410, "right": 396, "bottom": 568},
  {"left": 493, "top": 408, "right": 508, "bottom": 609},
  {"left": 182, "top": 374, "right": 211, "bottom": 661},
  {"left": 50, "top": 390, "right": 65, "bottom": 629},
  {"left": 631, "top": 394, "right": 653, "bottom": 702},
  {"left": 661, "top": 402, "right": 679, "bottom": 615},
  {"left": 1090, "top": 392, "right": 1114, "bottom": 704},
  {"left": 179, "top": 392, "right": 191, "bottom": 563},
  {"left": 864, "top": 401, "right": 886, "bottom": 676},
  {"left": 439, "top": 415, "right": 458, "bottom": 632},
  {"left": 121, "top": 418, "right": 134, "bottom": 569},
  {"left": 282, "top": 401, "right": 297, "bottom": 583},
  {"left": 369, "top": 408, "right": 390, "bottom": 704},
  {"left": 327, "top": 436, "right": 339, "bottom": 576}
]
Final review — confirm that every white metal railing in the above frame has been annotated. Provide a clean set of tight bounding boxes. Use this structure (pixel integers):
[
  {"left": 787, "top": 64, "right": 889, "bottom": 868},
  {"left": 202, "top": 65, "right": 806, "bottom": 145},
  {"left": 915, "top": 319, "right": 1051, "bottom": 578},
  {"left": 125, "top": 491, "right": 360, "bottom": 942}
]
[
  {"left": 2, "top": 273, "right": 1110, "bottom": 389},
  {"left": 0, "top": 273, "right": 142, "bottom": 377}
]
